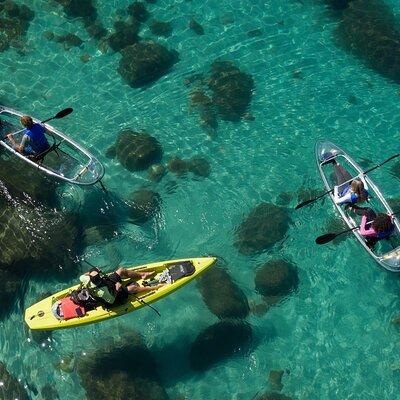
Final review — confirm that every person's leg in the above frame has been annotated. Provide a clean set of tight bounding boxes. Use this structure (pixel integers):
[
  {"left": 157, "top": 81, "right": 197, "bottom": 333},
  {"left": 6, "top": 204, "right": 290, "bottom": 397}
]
[
  {"left": 334, "top": 164, "right": 353, "bottom": 186},
  {"left": 116, "top": 267, "right": 155, "bottom": 280}
]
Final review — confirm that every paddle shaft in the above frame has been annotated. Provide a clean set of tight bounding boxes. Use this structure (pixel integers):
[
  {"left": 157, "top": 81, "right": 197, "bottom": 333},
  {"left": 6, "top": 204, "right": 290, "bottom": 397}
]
[
  {"left": 295, "top": 153, "right": 400, "bottom": 210},
  {"left": 316, "top": 211, "right": 399, "bottom": 244},
  {"left": 6, "top": 107, "right": 73, "bottom": 138}
]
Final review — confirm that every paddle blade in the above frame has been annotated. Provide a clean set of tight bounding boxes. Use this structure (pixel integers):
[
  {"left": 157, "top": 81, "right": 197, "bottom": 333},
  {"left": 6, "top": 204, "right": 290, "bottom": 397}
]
[
  {"left": 55, "top": 107, "right": 73, "bottom": 119},
  {"left": 315, "top": 233, "right": 336, "bottom": 245},
  {"left": 295, "top": 199, "right": 314, "bottom": 210}
]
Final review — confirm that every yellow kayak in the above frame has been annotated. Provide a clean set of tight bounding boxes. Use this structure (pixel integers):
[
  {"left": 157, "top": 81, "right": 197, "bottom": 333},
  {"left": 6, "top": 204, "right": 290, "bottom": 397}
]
[{"left": 25, "top": 257, "right": 216, "bottom": 331}]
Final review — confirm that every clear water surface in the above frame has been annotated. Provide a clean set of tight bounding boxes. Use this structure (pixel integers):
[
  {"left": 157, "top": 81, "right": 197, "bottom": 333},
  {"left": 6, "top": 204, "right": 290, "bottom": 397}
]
[{"left": 1, "top": 0, "right": 400, "bottom": 399}]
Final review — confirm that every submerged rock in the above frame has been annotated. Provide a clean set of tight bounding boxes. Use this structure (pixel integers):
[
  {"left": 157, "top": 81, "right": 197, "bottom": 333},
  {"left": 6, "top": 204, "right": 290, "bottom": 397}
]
[
  {"left": 391, "top": 161, "right": 400, "bottom": 180},
  {"left": 118, "top": 41, "right": 179, "bottom": 87},
  {"left": 197, "top": 263, "right": 249, "bottom": 319},
  {"left": 268, "top": 369, "right": 284, "bottom": 391},
  {"left": 41, "top": 384, "right": 60, "bottom": 400},
  {"left": 150, "top": 20, "right": 172, "bottom": 37},
  {"left": 188, "top": 157, "right": 211, "bottom": 177},
  {"left": 0, "top": 1, "right": 34, "bottom": 52},
  {"left": 259, "top": 392, "right": 292, "bottom": 400},
  {"left": 77, "top": 331, "right": 169, "bottom": 400},
  {"left": 0, "top": 264, "right": 23, "bottom": 319},
  {"left": 189, "top": 320, "right": 252, "bottom": 371},
  {"left": 234, "top": 203, "right": 291, "bottom": 255},
  {"left": 127, "top": 2, "right": 150, "bottom": 22},
  {"left": 0, "top": 362, "right": 29, "bottom": 400},
  {"left": 208, "top": 60, "right": 254, "bottom": 122},
  {"left": 108, "top": 20, "right": 140, "bottom": 52},
  {"left": 255, "top": 259, "right": 299, "bottom": 297},
  {"left": 147, "top": 163, "right": 166, "bottom": 182},
  {"left": 0, "top": 156, "right": 59, "bottom": 207},
  {"left": 55, "top": 0, "right": 97, "bottom": 21},
  {"left": 115, "top": 130, "right": 163, "bottom": 171},
  {"left": 128, "top": 188, "right": 161, "bottom": 224},
  {"left": 189, "top": 19, "right": 204, "bottom": 35},
  {"left": 335, "top": 0, "right": 400, "bottom": 84}
]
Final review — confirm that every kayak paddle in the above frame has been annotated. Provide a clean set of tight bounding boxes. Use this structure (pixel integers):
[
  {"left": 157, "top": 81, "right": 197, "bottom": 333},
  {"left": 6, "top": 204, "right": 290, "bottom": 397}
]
[
  {"left": 315, "top": 226, "right": 359, "bottom": 244},
  {"left": 6, "top": 107, "right": 74, "bottom": 138},
  {"left": 295, "top": 153, "right": 400, "bottom": 210},
  {"left": 316, "top": 211, "right": 399, "bottom": 245},
  {"left": 41, "top": 107, "right": 73, "bottom": 124}
]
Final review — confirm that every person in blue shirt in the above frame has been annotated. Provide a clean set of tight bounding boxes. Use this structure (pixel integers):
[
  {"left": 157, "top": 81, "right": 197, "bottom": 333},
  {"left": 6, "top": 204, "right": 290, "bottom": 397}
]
[{"left": 7, "top": 115, "right": 50, "bottom": 156}]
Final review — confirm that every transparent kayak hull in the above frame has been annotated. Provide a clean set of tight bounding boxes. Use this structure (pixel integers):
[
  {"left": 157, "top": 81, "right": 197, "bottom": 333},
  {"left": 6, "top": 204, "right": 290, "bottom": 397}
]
[
  {"left": 315, "top": 140, "right": 400, "bottom": 272},
  {"left": 0, "top": 106, "right": 105, "bottom": 186}
]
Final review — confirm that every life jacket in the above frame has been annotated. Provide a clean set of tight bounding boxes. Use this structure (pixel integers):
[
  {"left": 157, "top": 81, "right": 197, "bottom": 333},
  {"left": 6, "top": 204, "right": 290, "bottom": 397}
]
[
  {"left": 340, "top": 186, "right": 369, "bottom": 204},
  {"left": 376, "top": 224, "right": 395, "bottom": 240},
  {"left": 25, "top": 123, "right": 50, "bottom": 154},
  {"left": 60, "top": 297, "right": 86, "bottom": 320},
  {"left": 83, "top": 268, "right": 117, "bottom": 304}
]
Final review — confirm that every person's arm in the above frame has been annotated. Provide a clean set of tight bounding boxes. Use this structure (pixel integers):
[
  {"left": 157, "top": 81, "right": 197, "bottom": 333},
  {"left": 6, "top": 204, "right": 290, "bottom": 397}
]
[
  {"left": 359, "top": 215, "right": 376, "bottom": 237},
  {"left": 359, "top": 175, "right": 369, "bottom": 191},
  {"left": 334, "top": 188, "right": 353, "bottom": 205},
  {"left": 6, "top": 133, "right": 27, "bottom": 153}
]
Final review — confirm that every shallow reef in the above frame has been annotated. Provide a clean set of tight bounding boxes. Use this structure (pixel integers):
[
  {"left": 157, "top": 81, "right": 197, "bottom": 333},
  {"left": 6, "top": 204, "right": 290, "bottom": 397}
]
[
  {"left": 258, "top": 392, "right": 292, "bottom": 400},
  {"left": 189, "top": 320, "right": 253, "bottom": 371},
  {"left": 128, "top": 188, "right": 162, "bottom": 224},
  {"left": 255, "top": 259, "right": 299, "bottom": 297},
  {"left": 167, "top": 155, "right": 211, "bottom": 178},
  {"left": 189, "top": 19, "right": 204, "bottom": 35},
  {"left": 188, "top": 60, "right": 254, "bottom": 135},
  {"left": 335, "top": 0, "right": 400, "bottom": 84},
  {"left": 0, "top": 264, "right": 24, "bottom": 319},
  {"left": 118, "top": 41, "right": 179, "bottom": 87},
  {"left": 234, "top": 203, "right": 291, "bottom": 255},
  {"left": 208, "top": 60, "right": 254, "bottom": 122},
  {"left": 44, "top": 31, "right": 84, "bottom": 50},
  {"left": 77, "top": 331, "right": 169, "bottom": 400},
  {"left": 112, "top": 129, "right": 163, "bottom": 172},
  {"left": 0, "top": 362, "right": 29, "bottom": 400},
  {"left": 150, "top": 20, "right": 173, "bottom": 37},
  {"left": 0, "top": 151, "right": 59, "bottom": 207},
  {"left": 0, "top": 0, "right": 34, "bottom": 53},
  {"left": 197, "top": 261, "right": 249, "bottom": 319},
  {"left": 108, "top": 20, "right": 140, "bottom": 52}
]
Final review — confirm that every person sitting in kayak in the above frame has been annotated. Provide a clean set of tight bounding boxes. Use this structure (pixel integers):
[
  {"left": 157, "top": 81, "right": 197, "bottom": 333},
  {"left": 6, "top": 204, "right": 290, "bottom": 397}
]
[
  {"left": 6, "top": 115, "right": 50, "bottom": 156},
  {"left": 79, "top": 266, "right": 165, "bottom": 306},
  {"left": 321, "top": 151, "right": 369, "bottom": 206},
  {"left": 359, "top": 208, "right": 395, "bottom": 248}
]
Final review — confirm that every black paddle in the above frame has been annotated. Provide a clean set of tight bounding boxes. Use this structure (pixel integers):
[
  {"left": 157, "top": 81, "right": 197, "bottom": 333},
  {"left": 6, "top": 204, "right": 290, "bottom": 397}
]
[
  {"left": 316, "top": 211, "right": 399, "bottom": 245},
  {"left": 295, "top": 153, "right": 400, "bottom": 210},
  {"left": 315, "top": 226, "right": 359, "bottom": 244},
  {"left": 41, "top": 107, "right": 73, "bottom": 124}
]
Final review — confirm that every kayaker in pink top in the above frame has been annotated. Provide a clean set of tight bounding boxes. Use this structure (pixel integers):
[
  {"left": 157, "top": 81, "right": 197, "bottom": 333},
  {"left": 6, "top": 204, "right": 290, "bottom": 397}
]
[{"left": 359, "top": 210, "right": 394, "bottom": 247}]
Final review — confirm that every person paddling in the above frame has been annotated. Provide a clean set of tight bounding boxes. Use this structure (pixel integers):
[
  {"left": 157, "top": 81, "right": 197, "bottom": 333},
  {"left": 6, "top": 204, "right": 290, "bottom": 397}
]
[
  {"left": 79, "top": 266, "right": 165, "bottom": 306},
  {"left": 359, "top": 209, "right": 395, "bottom": 248},
  {"left": 321, "top": 150, "right": 369, "bottom": 207},
  {"left": 7, "top": 115, "right": 50, "bottom": 156}
]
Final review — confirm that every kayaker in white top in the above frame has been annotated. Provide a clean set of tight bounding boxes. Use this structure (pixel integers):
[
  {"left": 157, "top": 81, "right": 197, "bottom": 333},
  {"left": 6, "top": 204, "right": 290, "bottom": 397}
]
[{"left": 321, "top": 150, "right": 369, "bottom": 206}]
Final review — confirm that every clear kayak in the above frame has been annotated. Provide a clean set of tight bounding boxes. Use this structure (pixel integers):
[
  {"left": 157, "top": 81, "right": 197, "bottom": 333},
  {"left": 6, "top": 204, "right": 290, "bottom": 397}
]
[
  {"left": 0, "top": 106, "right": 105, "bottom": 186},
  {"left": 25, "top": 257, "right": 217, "bottom": 331},
  {"left": 315, "top": 140, "right": 400, "bottom": 272}
]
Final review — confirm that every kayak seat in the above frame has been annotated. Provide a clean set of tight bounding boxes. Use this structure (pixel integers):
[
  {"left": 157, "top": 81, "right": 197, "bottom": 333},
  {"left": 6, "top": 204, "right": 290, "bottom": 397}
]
[{"left": 30, "top": 143, "right": 60, "bottom": 165}]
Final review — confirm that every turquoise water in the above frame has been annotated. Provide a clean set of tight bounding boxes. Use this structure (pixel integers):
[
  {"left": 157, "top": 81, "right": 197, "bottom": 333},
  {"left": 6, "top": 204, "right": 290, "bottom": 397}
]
[{"left": 1, "top": 0, "right": 400, "bottom": 399}]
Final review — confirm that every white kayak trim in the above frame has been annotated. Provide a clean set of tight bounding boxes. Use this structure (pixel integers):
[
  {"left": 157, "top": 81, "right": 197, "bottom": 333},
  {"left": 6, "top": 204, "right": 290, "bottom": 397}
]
[
  {"left": 315, "top": 140, "right": 400, "bottom": 272},
  {"left": 0, "top": 105, "right": 105, "bottom": 186}
]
